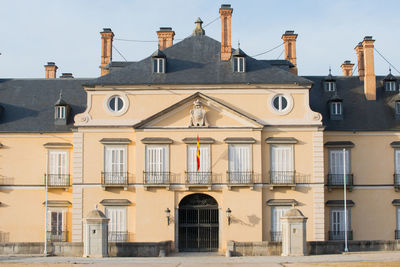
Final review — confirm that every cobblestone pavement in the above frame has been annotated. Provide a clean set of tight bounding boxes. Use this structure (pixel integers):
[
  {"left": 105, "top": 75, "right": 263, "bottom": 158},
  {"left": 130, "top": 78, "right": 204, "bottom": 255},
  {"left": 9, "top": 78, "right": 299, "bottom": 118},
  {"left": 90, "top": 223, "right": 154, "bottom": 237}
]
[{"left": 0, "top": 252, "right": 400, "bottom": 267}]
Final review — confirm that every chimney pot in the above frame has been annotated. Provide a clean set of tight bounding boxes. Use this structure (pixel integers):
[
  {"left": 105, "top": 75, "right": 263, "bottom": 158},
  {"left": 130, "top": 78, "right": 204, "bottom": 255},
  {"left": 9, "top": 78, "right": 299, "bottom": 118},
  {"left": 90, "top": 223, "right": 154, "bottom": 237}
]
[
  {"left": 282, "top": 30, "right": 298, "bottom": 75},
  {"left": 60, "top": 73, "right": 73, "bottom": 79},
  {"left": 219, "top": 4, "right": 233, "bottom": 61},
  {"left": 157, "top": 27, "right": 175, "bottom": 50},
  {"left": 340, "top": 60, "right": 354, "bottom": 76},
  {"left": 44, "top": 62, "right": 58, "bottom": 79},
  {"left": 100, "top": 28, "right": 114, "bottom": 76}
]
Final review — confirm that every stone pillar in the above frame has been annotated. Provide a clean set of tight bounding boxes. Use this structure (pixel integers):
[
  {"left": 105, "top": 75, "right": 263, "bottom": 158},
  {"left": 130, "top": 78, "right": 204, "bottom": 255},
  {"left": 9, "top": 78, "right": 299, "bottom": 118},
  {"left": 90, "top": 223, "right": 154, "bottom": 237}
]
[
  {"left": 83, "top": 209, "right": 109, "bottom": 258},
  {"left": 281, "top": 208, "right": 308, "bottom": 256}
]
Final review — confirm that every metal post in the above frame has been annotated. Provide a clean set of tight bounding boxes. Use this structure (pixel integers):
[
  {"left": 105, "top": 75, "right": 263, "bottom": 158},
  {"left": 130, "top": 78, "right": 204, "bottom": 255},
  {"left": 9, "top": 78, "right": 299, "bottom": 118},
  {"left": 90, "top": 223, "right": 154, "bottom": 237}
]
[
  {"left": 44, "top": 174, "right": 48, "bottom": 256},
  {"left": 343, "top": 148, "right": 348, "bottom": 252}
]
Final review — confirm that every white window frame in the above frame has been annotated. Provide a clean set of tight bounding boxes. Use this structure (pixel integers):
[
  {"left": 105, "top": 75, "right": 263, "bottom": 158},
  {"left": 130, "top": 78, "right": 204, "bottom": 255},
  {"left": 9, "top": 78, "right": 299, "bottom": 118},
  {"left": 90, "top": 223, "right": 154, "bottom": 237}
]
[
  {"left": 331, "top": 102, "right": 342, "bottom": 115},
  {"left": 330, "top": 208, "right": 351, "bottom": 232},
  {"left": 153, "top": 58, "right": 165, "bottom": 73},
  {"left": 47, "top": 150, "right": 68, "bottom": 175},
  {"left": 105, "top": 206, "right": 127, "bottom": 242},
  {"left": 395, "top": 102, "right": 400, "bottom": 115},
  {"left": 55, "top": 106, "right": 66, "bottom": 119},
  {"left": 145, "top": 144, "right": 169, "bottom": 182},
  {"left": 234, "top": 57, "right": 245, "bottom": 72},
  {"left": 270, "top": 206, "right": 290, "bottom": 241},
  {"left": 187, "top": 144, "right": 211, "bottom": 183},
  {"left": 47, "top": 207, "right": 67, "bottom": 241},
  {"left": 326, "top": 81, "right": 336, "bottom": 92},
  {"left": 228, "top": 144, "right": 252, "bottom": 183},
  {"left": 329, "top": 149, "right": 350, "bottom": 175},
  {"left": 272, "top": 94, "right": 288, "bottom": 112},
  {"left": 107, "top": 95, "right": 124, "bottom": 112},
  {"left": 104, "top": 145, "right": 127, "bottom": 173},
  {"left": 385, "top": 81, "right": 396, "bottom": 92},
  {"left": 397, "top": 207, "right": 400, "bottom": 231},
  {"left": 270, "top": 144, "right": 294, "bottom": 172}
]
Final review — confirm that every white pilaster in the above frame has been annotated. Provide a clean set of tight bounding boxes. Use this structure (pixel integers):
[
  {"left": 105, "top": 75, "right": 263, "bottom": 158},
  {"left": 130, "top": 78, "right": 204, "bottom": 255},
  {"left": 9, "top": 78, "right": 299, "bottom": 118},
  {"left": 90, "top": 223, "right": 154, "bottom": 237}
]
[
  {"left": 72, "top": 132, "right": 84, "bottom": 242},
  {"left": 312, "top": 131, "right": 325, "bottom": 241}
]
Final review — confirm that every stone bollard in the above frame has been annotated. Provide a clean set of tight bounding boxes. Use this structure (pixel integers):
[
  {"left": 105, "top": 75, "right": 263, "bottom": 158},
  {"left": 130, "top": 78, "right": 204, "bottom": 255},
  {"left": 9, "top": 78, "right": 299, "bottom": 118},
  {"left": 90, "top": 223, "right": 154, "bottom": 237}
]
[
  {"left": 281, "top": 208, "right": 308, "bottom": 256},
  {"left": 83, "top": 209, "right": 109, "bottom": 258}
]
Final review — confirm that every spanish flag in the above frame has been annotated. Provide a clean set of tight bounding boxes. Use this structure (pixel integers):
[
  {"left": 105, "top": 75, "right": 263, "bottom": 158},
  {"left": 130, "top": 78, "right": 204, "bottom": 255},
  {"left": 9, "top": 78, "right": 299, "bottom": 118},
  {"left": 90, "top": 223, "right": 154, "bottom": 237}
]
[{"left": 196, "top": 135, "right": 200, "bottom": 172}]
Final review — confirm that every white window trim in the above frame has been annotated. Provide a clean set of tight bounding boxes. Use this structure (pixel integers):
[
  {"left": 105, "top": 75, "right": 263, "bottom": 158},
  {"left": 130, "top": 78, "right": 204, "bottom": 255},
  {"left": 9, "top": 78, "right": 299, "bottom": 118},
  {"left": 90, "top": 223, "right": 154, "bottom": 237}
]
[
  {"left": 234, "top": 57, "right": 245, "bottom": 72},
  {"left": 395, "top": 102, "right": 400, "bottom": 115},
  {"left": 268, "top": 93, "right": 294, "bottom": 115},
  {"left": 47, "top": 207, "right": 67, "bottom": 234},
  {"left": 103, "top": 93, "right": 129, "bottom": 117},
  {"left": 47, "top": 149, "right": 69, "bottom": 175},
  {"left": 153, "top": 58, "right": 165, "bottom": 73},
  {"left": 145, "top": 144, "right": 170, "bottom": 172},
  {"left": 386, "top": 81, "right": 396, "bottom": 91},
  {"left": 103, "top": 145, "right": 128, "bottom": 173},
  {"left": 105, "top": 206, "right": 127, "bottom": 242},
  {"left": 271, "top": 206, "right": 290, "bottom": 240},
  {"left": 55, "top": 106, "right": 66, "bottom": 119},
  {"left": 397, "top": 207, "right": 400, "bottom": 231},
  {"left": 186, "top": 144, "right": 211, "bottom": 172},
  {"left": 331, "top": 102, "right": 342, "bottom": 115},
  {"left": 228, "top": 144, "right": 252, "bottom": 172},
  {"left": 330, "top": 208, "right": 351, "bottom": 231},
  {"left": 270, "top": 144, "right": 294, "bottom": 172},
  {"left": 329, "top": 149, "right": 351, "bottom": 174}
]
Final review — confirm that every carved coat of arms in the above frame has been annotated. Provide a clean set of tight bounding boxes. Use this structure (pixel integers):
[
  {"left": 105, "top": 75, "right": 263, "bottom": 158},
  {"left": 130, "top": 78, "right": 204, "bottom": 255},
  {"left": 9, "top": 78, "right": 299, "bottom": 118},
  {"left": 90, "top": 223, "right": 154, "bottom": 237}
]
[{"left": 189, "top": 99, "right": 208, "bottom": 127}]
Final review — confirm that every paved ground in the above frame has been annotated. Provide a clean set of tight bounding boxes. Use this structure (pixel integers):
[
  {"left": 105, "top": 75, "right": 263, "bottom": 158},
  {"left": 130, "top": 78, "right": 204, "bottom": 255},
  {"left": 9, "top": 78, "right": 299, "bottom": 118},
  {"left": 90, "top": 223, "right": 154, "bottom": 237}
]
[{"left": 1, "top": 252, "right": 400, "bottom": 267}]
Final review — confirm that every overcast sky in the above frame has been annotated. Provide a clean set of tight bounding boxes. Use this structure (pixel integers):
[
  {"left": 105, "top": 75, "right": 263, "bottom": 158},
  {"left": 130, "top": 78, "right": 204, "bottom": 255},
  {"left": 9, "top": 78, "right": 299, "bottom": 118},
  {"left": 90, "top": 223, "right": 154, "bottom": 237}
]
[{"left": 0, "top": 0, "right": 398, "bottom": 78}]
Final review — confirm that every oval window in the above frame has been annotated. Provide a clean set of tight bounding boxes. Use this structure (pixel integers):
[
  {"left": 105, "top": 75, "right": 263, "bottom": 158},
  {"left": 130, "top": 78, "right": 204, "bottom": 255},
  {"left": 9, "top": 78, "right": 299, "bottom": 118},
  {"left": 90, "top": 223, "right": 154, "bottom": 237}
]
[
  {"left": 272, "top": 95, "right": 288, "bottom": 111},
  {"left": 108, "top": 96, "right": 124, "bottom": 112}
]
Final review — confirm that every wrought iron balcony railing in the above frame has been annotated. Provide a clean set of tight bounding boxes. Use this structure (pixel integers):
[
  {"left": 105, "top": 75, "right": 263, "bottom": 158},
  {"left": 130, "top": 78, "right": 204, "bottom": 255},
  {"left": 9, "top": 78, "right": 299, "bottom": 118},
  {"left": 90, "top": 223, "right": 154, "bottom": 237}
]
[
  {"left": 270, "top": 231, "right": 282, "bottom": 242},
  {"left": 269, "top": 171, "right": 295, "bottom": 184},
  {"left": 45, "top": 174, "right": 70, "bottom": 187},
  {"left": 395, "top": 230, "right": 400, "bottom": 240},
  {"left": 46, "top": 231, "right": 68, "bottom": 242},
  {"left": 143, "top": 172, "right": 170, "bottom": 184},
  {"left": 101, "top": 172, "right": 128, "bottom": 186},
  {"left": 327, "top": 174, "right": 353, "bottom": 187},
  {"left": 328, "top": 230, "right": 353, "bottom": 241},
  {"left": 185, "top": 172, "right": 212, "bottom": 185},
  {"left": 227, "top": 171, "right": 254, "bottom": 184},
  {"left": 108, "top": 231, "right": 128, "bottom": 242},
  {"left": 394, "top": 174, "right": 400, "bottom": 187}
]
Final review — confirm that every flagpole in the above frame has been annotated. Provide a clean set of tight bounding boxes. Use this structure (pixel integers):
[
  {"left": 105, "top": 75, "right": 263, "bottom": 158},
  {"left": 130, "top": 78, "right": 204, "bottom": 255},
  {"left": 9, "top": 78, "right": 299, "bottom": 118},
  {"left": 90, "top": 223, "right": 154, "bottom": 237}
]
[
  {"left": 343, "top": 148, "right": 348, "bottom": 253},
  {"left": 44, "top": 174, "right": 48, "bottom": 256}
]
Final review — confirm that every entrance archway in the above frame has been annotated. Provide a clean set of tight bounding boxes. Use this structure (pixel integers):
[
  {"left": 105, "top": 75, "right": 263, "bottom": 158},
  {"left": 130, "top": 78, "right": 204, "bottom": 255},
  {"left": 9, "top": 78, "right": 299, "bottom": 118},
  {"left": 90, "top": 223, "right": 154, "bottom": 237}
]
[{"left": 178, "top": 193, "right": 219, "bottom": 252}]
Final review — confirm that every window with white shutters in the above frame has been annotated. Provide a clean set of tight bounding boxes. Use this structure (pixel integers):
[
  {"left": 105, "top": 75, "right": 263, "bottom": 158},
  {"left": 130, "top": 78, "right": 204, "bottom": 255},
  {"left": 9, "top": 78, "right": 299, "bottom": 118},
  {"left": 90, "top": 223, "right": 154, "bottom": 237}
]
[
  {"left": 47, "top": 209, "right": 67, "bottom": 242},
  {"left": 47, "top": 150, "right": 68, "bottom": 186},
  {"left": 187, "top": 145, "right": 211, "bottom": 184},
  {"left": 395, "top": 150, "right": 400, "bottom": 186},
  {"left": 228, "top": 144, "right": 252, "bottom": 183},
  {"left": 271, "top": 206, "right": 290, "bottom": 241},
  {"left": 145, "top": 145, "right": 169, "bottom": 183},
  {"left": 328, "top": 149, "right": 351, "bottom": 186},
  {"left": 104, "top": 146, "right": 127, "bottom": 185},
  {"left": 330, "top": 208, "right": 351, "bottom": 240},
  {"left": 397, "top": 207, "right": 400, "bottom": 231},
  {"left": 270, "top": 145, "right": 294, "bottom": 184},
  {"left": 105, "top": 207, "right": 127, "bottom": 242}
]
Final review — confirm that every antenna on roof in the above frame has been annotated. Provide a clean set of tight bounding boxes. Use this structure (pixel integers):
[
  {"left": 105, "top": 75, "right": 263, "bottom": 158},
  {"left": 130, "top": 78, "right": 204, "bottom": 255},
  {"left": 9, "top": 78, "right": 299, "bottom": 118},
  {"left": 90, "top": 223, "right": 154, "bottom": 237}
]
[
  {"left": 329, "top": 66, "right": 332, "bottom": 75},
  {"left": 238, "top": 40, "right": 240, "bottom": 49},
  {"left": 389, "top": 67, "right": 392, "bottom": 74}
]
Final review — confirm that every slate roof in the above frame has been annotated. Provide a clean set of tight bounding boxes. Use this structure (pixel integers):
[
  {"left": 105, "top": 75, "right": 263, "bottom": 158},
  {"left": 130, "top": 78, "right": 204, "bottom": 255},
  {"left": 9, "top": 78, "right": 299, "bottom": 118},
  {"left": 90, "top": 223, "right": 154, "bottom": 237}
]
[
  {"left": 0, "top": 79, "right": 90, "bottom": 132},
  {"left": 307, "top": 75, "right": 400, "bottom": 131},
  {"left": 85, "top": 35, "right": 312, "bottom": 86}
]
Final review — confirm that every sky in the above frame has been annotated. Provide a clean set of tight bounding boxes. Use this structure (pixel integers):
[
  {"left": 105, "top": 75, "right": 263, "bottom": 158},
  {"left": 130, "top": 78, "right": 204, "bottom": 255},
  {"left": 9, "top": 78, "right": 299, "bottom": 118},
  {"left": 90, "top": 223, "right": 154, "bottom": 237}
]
[{"left": 0, "top": 0, "right": 399, "bottom": 78}]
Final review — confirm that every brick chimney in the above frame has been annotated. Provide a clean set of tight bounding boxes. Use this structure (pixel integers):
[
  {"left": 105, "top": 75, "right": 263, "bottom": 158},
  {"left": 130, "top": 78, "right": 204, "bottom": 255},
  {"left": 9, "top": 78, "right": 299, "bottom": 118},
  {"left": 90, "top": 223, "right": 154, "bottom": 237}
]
[
  {"left": 100, "top": 28, "right": 114, "bottom": 76},
  {"left": 362, "top": 36, "right": 376, "bottom": 100},
  {"left": 219, "top": 4, "right": 233, "bottom": 61},
  {"left": 340, "top": 60, "right": 354, "bottom": 76},
  {"left": 44, "top": 62, "right": 58, "bottom": 79},
  {"left": 354, "top": 42, "right": 365, "bottom": 80},
  {"left": 282, "top": 30, "right": 298, "bottom": 75},
  {"left": 157, "top": 27, "right": 175, "bottom": 50}
]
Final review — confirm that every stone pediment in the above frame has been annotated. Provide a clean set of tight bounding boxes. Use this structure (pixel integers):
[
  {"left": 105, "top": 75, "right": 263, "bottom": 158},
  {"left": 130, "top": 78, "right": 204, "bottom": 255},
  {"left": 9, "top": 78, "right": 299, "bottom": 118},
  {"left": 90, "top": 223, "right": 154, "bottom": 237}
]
[{"left": 133, "top": 92, "right": 263, "bottom": 129}]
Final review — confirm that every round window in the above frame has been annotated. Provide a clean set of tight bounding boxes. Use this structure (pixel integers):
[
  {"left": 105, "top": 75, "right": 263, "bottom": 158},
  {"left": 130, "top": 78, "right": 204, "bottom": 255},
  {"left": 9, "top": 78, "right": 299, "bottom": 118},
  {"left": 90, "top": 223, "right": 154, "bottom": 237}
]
[
  {"left": 272, "top": 95, "right": 288, "bottom": 111},
  {"left": 108, "top": 96, "right": 124, "bottom": 112}
]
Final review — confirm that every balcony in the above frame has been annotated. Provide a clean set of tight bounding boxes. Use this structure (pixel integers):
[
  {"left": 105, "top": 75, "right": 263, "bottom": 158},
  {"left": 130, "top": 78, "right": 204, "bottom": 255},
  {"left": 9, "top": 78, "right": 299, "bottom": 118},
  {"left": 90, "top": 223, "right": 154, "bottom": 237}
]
[
  {"left": 101, "top": 172, "right": 128, "bottom": 190},
  {"left": 269, "top": 171, "right": 296, "bottom": 190},
  {"left": 328, "top": 230, "right": 353, "bottom": 241},
  {"left": 395, "top": 230, "right": 400, "bottom": 240},
  {"left": 327, "top": 174, "right": 353, "bottom": 191},
  {"left": 143, "top": 172, "right": 170, "bottom": 190},
  {"left": 394, "top": 174, "right": 400, "bottom": 191},
  {"left": 46, "top": 231, "right": 68, "bottom": 242},
  {"left": 185, "top": 172, "right": 212, "bottom": 189},
  {"left": 44, "top": 174, "right": 70, "bottom": 190},
  {"left": 226, "top": 171, "right": 255, "bottom": 190},
  {"left": 270, "top": 231, "right": 282, "bottom": 242},
  {"left": 108, "top": 231, "right": 128, "bottom": 242}
]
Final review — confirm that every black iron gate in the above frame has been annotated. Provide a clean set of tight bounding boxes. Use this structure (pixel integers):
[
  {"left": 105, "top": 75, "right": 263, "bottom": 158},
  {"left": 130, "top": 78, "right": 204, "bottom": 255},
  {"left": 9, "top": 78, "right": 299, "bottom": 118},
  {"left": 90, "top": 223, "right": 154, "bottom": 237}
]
[{"left": 178, "top": 194, "right": 219, "bottom": 252}]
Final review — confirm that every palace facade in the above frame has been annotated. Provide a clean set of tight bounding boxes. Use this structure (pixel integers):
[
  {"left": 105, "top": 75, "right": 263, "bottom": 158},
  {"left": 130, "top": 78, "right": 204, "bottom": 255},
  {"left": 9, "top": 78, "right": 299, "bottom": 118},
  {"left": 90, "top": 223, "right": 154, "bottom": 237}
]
[{"left": 0, "top": 4, "right": 399, "bottom": 253}]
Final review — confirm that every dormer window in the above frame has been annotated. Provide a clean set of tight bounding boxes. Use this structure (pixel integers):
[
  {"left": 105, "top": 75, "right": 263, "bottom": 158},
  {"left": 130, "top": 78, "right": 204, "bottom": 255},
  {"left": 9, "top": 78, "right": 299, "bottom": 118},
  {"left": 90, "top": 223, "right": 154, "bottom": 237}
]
[
  {"left": 151, "top": 49, "right": 166, "bottom": 74},
  {"left": 329, "top": 96, "right": 343, "bottom": 120},
  {"left": 384, "top": 69, "right": 397, "bottom": 92},
  {"left": 153, "top": 58, "right": 165, "bottom": 73},
  {"left": 234, "top": 57, "right": 245, "bottom": 72},
  {"left": 232, "top": 46, "right": 246, "bottom": 73},
  {"left": 395, "top": 101, "right": 400, "bottom": 120},
  {"left": 55, "top": 106, "right": 66, "bottom": 119},
  {"left": 325, "top": 81, "right": 336, "bottom": 92}
]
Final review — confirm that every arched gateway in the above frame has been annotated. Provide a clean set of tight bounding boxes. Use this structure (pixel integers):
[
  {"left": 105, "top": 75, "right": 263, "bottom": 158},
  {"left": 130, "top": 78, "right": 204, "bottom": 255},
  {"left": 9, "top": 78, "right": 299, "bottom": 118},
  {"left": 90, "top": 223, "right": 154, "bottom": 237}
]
[{"left": 178, "top": 193, "right": 219, "bottom": 252}]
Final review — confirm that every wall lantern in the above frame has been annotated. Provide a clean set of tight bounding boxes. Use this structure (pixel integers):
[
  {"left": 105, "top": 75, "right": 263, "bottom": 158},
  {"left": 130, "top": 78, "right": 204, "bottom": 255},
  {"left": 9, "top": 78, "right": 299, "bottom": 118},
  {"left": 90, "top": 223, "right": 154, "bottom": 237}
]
[
  {"left": 165, "top": 208, "right": 171, "bottom": 225},
  {"left": 226, "top": 208, "right": 232, "bottom": 225}
]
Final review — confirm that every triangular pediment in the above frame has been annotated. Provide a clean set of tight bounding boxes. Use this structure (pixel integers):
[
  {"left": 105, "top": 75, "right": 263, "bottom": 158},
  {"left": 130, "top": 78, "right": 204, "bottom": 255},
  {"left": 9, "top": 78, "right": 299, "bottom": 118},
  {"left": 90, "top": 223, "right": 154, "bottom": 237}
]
[{"left": 133, "top": 92, "right": 263, "bottom": 129}]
